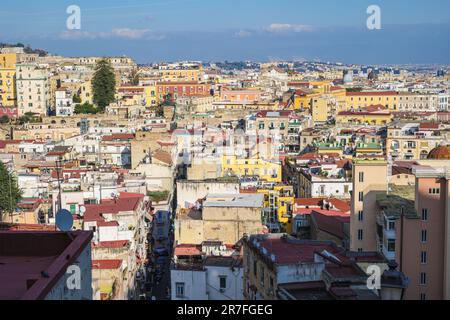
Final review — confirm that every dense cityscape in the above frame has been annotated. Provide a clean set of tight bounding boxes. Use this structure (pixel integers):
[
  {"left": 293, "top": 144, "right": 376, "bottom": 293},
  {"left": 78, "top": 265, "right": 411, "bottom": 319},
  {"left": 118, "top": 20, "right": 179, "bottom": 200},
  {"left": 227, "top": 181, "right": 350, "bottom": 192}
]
[
  {"left": 0, "top": 1, "right": 450, "bottom": 307},
  {"left": 0, "top": 45, "right": 449, "bottom": 301}
]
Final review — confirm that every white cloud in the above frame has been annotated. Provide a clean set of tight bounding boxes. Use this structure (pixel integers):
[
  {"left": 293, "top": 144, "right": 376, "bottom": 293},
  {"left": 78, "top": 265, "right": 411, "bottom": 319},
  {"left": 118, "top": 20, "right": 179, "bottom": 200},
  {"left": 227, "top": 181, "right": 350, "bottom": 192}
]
[
  {"left": 265, "top": 23, "right": 314, "bottom": 33},
  {"left": 111, "top": 28, "right": 151, "bottom": 39},
  {"left": 59, "top": 28, "right": 165, "bottom": 40}
]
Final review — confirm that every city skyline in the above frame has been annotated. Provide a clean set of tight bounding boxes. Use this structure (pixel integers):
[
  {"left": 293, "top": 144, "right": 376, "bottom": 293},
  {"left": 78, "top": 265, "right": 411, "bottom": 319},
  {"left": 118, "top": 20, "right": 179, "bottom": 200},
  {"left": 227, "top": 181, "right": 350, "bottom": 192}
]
[{"left": 1, "top": 0, "right": 450, "bottom": 64}]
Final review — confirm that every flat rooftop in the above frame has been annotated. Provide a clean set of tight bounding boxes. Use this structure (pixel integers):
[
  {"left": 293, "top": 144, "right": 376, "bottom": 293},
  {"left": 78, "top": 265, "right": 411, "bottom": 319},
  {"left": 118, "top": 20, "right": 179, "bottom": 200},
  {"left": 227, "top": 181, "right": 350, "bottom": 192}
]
[{"left": 203, "top": 193, "right": 264, "bottom": 208}]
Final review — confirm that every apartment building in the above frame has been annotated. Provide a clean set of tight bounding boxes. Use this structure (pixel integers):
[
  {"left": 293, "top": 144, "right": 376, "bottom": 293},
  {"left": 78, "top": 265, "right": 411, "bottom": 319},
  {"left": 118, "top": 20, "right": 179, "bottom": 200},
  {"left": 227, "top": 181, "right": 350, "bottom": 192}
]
[
  {"left": 397, "top": 93, "right": 439, "bottom": 112},
  {"left": 350, "top": 158, "right": 388, "bottom": 252},
  {"left": 243, "top": 234, "right": 379, "bottom": 300},
  {"left": 386, "top": 122, "right": 447, "bottom": 160},
  {"left": 16, "top": 63, "right": 50, "bottom": 116},
  {"left": 175, "top": 193, "right": 265, "bottom": 246},
  {"left": 372, "top": 157, "right": 449, "bottom": 300},
  {"left": 346, "top": 91, "right": 399, "bottom": 111}
]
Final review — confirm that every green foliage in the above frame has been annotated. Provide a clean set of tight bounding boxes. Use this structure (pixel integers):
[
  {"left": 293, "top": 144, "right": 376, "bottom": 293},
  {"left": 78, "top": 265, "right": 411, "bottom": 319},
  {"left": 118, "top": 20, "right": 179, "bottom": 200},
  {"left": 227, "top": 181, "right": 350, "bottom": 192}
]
[
  {"left": 74, "top": 102, "right": 99, "bottom": 114},
  {"left": 0, "top": 162, "right": 22, "bottom": 216},
  {"left": 346, "top": 87, "right": 363, "bottom": 93},
  {"left": 92, "top": 59, "right": 116, "bottom": 110},
  {"left": 155, "top": 105, "right": 164, "bottom": 117},
  {"left": 162, "top": 93, "right": 173, "bottom": 106},
  {"left": 147, "top": 190, "right": 170, "bottom": 203},
  {"left": 0, "top": 115, "right": 9, "bottom": 124},
  {"left": 16, "top": 112, "right": 42, "bottom": 125},
  {"left": 73, "top": 94, "right": 82, "bottom": 103},
  {"left": 129, "top": 68, "right": 140, "bottom": 86}
]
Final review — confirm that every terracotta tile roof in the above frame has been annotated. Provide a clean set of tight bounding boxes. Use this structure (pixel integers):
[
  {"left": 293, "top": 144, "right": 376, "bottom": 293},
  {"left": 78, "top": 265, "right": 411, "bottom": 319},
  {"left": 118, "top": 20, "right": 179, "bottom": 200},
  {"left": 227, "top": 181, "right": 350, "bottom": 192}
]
[
  {"left": 83, "top": 193, "right": 144, "bottom": 223},
  {"left": 92, "top": 259, "right": 122, "bottom": 270},
  {"left": 93, "top": 240, "right": 129, "bottom": 249},
  {"left": 152, "top": 150, "right": 173, "bottom": 166},
  {"left": 311, "top": 210, "right": 350, "bottom": 239},
  {"left": 174, "top": 245, "right": 203, "bottom": 256}
]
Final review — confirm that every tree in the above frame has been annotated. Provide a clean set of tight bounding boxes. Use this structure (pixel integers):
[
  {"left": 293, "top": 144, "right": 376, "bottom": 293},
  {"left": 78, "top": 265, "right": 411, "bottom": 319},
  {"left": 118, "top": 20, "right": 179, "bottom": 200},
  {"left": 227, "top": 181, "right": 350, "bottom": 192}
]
[
  {"left": 74, "top": 102, "right": 99, "bottom": 114},
  {"left": 0, "top": 162, "right": 22, "bottom": 219},
  {"left": 92, "top": 59, "right": 116, "bottom": 110},
  {"left": 73, "top": 94, "right": 82, "bottom": 103},
  {"left": 0, "top": 115, "right": 9, "bottom": 124},
  {"left": 129, "top": 68, "right": 140, "bottom": 86}
]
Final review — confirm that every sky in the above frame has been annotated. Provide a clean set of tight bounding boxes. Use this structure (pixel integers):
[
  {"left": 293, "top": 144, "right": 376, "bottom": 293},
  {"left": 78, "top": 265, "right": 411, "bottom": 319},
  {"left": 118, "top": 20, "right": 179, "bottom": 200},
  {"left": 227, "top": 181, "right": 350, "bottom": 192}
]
[{"left": 0, "top": 0, "right": 449, "bottom": 64}]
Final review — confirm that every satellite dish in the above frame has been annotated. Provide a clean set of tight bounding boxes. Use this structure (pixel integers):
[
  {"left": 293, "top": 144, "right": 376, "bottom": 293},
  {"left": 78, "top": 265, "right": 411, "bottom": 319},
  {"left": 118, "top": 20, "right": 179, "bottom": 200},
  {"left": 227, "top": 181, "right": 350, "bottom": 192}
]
[
  {"left": 55, "top": 209, "right": 74, "bottom": 232},
  {"left": 79, "top": 206, "right": 86, "bottom": 216}
]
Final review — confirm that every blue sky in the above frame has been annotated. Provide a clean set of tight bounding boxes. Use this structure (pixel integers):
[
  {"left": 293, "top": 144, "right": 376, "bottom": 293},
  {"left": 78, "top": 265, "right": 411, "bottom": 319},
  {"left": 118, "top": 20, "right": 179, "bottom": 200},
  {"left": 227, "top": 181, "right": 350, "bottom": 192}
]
[{"left": 1, "top": 0, "right": 449, "bottom": 64}]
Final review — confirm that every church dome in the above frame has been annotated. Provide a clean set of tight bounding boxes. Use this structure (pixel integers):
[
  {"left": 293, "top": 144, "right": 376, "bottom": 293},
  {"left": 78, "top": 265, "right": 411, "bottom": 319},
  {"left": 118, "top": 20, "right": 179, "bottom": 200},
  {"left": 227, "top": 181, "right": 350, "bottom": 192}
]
[{"left": 427, "top": 145, "right": 450, "bottom": 160}]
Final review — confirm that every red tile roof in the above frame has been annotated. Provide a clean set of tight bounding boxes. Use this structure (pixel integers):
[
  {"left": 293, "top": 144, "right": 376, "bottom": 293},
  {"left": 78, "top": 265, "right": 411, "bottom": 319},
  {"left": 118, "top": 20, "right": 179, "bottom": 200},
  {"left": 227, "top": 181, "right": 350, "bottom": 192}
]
[
  {"left": 311, "top": 210, "right": 350, "bottom": 239},
  {"left": 93, "top": 240, "right": 129, "bottom": 249},
  {"left": 102, "top": 133, "right": 135, "bottom": 142},
  {"left": 256, "top": 238, "right": 346, "bottom": 265},
  {"left": 92, "top": 259, "right": 122, "bottom": 270},
  {"left": 83, "top": 193, "right": 144, "bottom": 223}
]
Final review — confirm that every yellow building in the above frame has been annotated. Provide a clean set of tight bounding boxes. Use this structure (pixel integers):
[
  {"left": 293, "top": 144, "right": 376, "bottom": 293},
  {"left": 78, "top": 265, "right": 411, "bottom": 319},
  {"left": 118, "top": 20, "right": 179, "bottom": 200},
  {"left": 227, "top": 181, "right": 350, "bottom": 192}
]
[
  {"left": 345, "top": 91, "right": 399, "bottom": 111},
  {"left": 0, "top": 53, "right": 18, "bottom": 107},
  {"left": 222, "top": 154, "right": 282, "bottom": 183},
  {"left": 311, "top": 96, "right": 330, "bottom": 123},
  {"left": 160, "top": 66, "right": 203, "bottom": 82},
  {"left": 252, "top": 185, "right": 294, "bottom": 232},
  {"left": 336, "top": 106, "right": 393, "bottom": 125}
]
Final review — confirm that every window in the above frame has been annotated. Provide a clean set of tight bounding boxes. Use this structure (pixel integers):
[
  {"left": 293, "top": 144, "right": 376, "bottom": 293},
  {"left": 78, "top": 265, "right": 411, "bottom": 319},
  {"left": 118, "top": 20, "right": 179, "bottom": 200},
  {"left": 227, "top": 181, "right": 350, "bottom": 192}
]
[
  {"left": 359, "top": 172, "right": 364, "bottom": 183},
  {"left": 421, "top": 251, "right": 427, "bottom": 264},
  {"left": 176, "top": 283, "right": 185, "bottom": 298},
  {"left": 358, "top": 211, "right": 364, "bottom": 222},
  {"left": 420, "top": 293, "right": 426, "bottom": 301},
  {"left": 428, "top": 188, "right": 440, "bottom": 195},
  {"left": 421, "top": 209, "right": 428, "bottom": 221},
  {"left": 253, "top": 261, "right": 257, "bottom": 277},
  {"left": 388, "top": 221, "right": 395, "bottom": 230},
  {"left": 357, "top": 229, "right": 364, "bottom": 241},
  {"left": 420, "top": 273, "right": 427, "bottom": 285},
  {"left": 387, "top": 239, "right": 396, "bottom": 252},
  {"left": 219, "top": 276, "right": 227, "bottom": 290},
  {"left": 358, "top": 192, "right": 364, "bottom": 202},
  {"left": 421, "top": 230, "right": 428, "bottom": 243}
]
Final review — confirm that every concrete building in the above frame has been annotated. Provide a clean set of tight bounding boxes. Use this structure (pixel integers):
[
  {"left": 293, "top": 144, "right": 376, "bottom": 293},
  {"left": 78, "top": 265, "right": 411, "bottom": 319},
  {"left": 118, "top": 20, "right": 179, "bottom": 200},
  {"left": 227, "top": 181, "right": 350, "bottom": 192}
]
[
  {"left": 350, "top": 158, "right": 388, "bottom": 252},
  {"left": 243, "top": 234, "right": 379, "bottom": 300},
  {"left": 16, "top": 63, "right": 50, "bottom": 116},
  {"left": 175, "top": 193, "right": 265, "bottom": 246}
]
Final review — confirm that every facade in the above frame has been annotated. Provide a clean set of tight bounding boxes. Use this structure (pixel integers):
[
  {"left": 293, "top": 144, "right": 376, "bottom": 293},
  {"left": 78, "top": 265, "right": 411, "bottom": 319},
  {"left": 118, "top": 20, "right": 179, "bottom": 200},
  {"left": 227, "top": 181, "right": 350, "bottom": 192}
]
[
  {"left": 175, "top": 193, "right": 265, "bottom": 246},
  {"left": 350, "top": 158, "right": 388, "bottom": 252},
  {"left": 243, "top": 234, "right": 378, "bottom": 300},
  {"left": 16, "top": 63, "right": 50, "bottom": 116}
]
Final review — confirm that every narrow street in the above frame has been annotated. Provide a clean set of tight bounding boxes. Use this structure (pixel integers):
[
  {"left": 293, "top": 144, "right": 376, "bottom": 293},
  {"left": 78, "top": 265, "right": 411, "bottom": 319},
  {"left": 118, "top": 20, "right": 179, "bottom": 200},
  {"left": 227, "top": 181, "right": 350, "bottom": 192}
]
[{"left": 146, "top": 210, "right": 172, "bottom": 300}]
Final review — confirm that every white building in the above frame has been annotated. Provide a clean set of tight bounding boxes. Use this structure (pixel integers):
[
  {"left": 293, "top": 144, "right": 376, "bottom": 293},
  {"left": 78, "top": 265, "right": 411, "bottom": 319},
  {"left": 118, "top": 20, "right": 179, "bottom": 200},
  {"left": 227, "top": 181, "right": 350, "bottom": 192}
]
[
  {"left": 55, "top": 88, "right": 74, "bottom": 116},
  {"left": 171, "top": 254, "right": 243, "bottom": 301}
]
